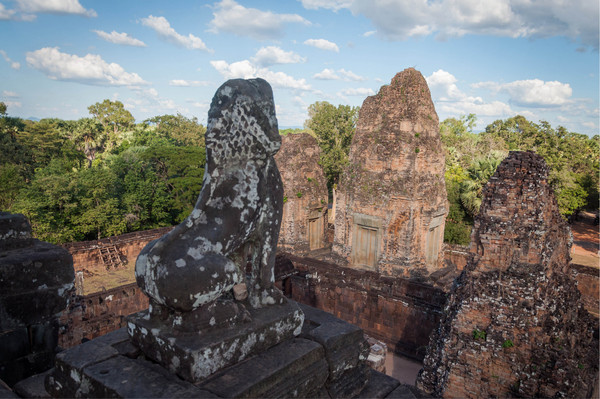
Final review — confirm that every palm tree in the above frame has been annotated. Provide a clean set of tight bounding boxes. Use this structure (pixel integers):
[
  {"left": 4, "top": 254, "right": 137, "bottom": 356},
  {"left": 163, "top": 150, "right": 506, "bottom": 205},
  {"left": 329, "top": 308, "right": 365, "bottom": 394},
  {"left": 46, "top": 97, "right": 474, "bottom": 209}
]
[{"left": 459, "top": 154, "right": 504, "bottom": 218}]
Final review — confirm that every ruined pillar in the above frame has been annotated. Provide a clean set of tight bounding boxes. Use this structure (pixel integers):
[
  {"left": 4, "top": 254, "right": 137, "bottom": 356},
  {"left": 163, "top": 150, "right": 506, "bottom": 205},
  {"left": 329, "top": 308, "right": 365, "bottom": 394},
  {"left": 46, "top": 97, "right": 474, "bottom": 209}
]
[
  {"left": 416, "top": 151, "right": 599, "bottom": 398},
  {"left": 0, "top": 212, "right": 75, "bottom": 386},
  {"left": 275, "top": 132, "right": 328, "bottom": 254},
  {"left": 333, "top": 68, "right": 447, "bottom": 277}
]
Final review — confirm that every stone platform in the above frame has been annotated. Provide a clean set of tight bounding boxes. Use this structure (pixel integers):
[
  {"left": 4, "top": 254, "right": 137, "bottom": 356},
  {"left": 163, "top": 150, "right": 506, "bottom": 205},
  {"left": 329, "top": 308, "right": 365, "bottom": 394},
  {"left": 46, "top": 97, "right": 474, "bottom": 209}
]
[
  {"left": 41, "top": 302, "right": 425, "bottom": 398},
  {"left": 127, "top": 300, "right": 304, "bottom": 382}
]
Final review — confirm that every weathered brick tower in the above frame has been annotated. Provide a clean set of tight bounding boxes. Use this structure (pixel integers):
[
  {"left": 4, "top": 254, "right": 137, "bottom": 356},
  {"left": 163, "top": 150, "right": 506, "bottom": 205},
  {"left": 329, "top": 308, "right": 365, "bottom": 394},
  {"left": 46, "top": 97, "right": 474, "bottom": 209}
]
[
  {"left": 333, "top": 68, "right": 447, "bottom": 277},
  {"left": 275, "top": 133, "right": 328, "bottom": 254},
  {"left": 416, "top": 151, "right": 599, "bottom": 398}
]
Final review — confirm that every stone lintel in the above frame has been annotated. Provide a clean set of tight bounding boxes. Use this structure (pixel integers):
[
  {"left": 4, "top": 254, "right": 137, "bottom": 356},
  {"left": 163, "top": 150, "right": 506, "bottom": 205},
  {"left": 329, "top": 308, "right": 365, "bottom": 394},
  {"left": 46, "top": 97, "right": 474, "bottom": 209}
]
[{"left": 127, "top": 300, "right": 304, "bottom": 383}]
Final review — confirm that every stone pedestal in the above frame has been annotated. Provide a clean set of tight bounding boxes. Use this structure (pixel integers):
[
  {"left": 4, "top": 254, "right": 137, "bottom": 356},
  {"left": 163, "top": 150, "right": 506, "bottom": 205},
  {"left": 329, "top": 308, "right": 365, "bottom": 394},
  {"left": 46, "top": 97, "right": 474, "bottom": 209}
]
[
  {"left": 45, "top": 302, "right": 385, "bottom": 398},
  {"left": 0, "top": 212, "right": 74, "bottom": 387},
  {"left": 127, "top": 300, "right": 304, "bottom": 382}
]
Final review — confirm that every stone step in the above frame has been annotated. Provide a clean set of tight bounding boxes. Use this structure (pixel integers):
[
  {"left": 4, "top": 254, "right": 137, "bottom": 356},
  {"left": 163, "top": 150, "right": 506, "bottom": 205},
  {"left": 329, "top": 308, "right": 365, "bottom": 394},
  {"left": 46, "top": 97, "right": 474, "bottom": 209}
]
[{"left": 198, "top": 337, "right": 328, "bottom": 398}]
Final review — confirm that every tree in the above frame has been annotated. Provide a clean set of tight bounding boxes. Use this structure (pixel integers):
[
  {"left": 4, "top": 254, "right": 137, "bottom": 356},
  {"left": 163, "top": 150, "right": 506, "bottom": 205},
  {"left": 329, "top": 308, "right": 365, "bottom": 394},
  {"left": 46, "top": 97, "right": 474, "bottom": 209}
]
[
  {"left": 17, "top": 119, "right": 83, "bottom": 170},
  {"left": 305, "top": 101, "right": 359, "bottom": 189},
  {"left": 71, "top": 118, "right": 106, "bottom": 167},
  {"left": 88, "top": 99, "right": 135, "bottom": 148},
  {"left": 0, "top": 102, "right": 6, "bottom": 116},
  {"left": 144, "top": 113, "right": 206, "bottom": 147},
  {"left": 459, "top": 154, "right": 504, "bottom": 218}
]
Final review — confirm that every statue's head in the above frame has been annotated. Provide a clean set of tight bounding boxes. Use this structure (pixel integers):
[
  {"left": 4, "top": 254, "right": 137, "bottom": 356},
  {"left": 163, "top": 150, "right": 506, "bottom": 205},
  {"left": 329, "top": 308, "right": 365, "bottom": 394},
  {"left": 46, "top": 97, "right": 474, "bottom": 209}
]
[{"left": 206, "top": 78, "right": 281, "bottom": 163}]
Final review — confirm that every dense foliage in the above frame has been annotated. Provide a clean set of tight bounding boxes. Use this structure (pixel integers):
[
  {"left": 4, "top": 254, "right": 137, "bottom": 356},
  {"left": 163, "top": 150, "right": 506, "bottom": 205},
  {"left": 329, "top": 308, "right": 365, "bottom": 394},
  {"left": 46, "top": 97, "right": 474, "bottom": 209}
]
[
  {"left": 0, "top": 101, "right": 206, "bottom": 244},
  {"left": 2, "top": 98, "right": 597, "bottom": 247},
  {"left": 441, "top": 114, "right": 599, "bottom": 245},
  {"left": 304, "top": 101, "right": 359, "bottom": 189}
]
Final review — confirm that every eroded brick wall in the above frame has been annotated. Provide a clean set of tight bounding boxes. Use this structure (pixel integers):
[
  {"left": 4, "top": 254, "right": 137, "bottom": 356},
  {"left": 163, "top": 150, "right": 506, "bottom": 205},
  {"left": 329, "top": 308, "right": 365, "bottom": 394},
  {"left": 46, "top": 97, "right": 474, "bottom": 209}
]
[
  {"left": 58, "top": 282, "right": 148, "bottom": 349},
  {"left": 284, "top": 253, "right": 446, "bottom": 360},
  {"left": 62, "top": 226, "right": 173, "bottom": 276}
]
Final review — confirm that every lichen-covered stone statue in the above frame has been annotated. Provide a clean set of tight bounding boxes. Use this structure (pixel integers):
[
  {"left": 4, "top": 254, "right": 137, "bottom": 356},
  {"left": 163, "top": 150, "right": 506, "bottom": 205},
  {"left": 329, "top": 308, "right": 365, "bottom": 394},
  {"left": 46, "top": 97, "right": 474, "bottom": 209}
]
[{"left": 136, "top": 78, "right": 285, "bottom": 315}]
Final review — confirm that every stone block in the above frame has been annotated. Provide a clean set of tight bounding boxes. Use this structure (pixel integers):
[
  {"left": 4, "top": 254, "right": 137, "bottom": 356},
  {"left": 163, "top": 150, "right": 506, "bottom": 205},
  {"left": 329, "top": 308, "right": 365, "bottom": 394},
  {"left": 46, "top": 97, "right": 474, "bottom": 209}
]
[
  {"left": 0, "top": 328, "right": 30, "bottom": 361},
  {"left": 356, "top": 369, "right": 400, "bottom": 399},
  {"left": 0, "top": 212, "right": 32, "bottom": 251},
  {"left": 0, "top": 241, "right": 74, "bottom": 297},
  {"left": 298, "top": 303, "right": 370, "bottom": 397},
  {"left": 81, "top": 356, "right": 215, "bottom": 398},
  {"left": 0, "top": 381, "right": 18, "bottom": 398},
  {"left": 0, "top": 351, "right": 54, "bottom": 388},
  {"left": 386, "top": 384, "right": 419, "bottom": 399},
  {"left": 0, "top": 290, "right": 70, "bottom": 330},
  {"left": 199, "top": 338, "right": 328, "bottom": 398},
  {"left": 127, "top": 300, "right": 304, "bottom": 382},
  {"left": 47, "top": 340, "right": 119, "bottom": 397},
  {"left": 12, "top": 369, "right": 51, "bottom": 398}
]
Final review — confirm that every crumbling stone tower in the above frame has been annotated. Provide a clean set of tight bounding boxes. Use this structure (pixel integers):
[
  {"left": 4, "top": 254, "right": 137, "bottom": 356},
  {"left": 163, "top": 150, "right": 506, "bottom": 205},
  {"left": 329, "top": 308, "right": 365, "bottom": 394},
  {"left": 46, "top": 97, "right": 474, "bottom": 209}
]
[
  {"left": 333, "top": 68, "right": 447, "bottom": 277},
  {"left": 416, "top": 151, "right": 599, "bottom": 398},
  {"left": 275, "top": 133, "right": 328, "bottom": 254}
]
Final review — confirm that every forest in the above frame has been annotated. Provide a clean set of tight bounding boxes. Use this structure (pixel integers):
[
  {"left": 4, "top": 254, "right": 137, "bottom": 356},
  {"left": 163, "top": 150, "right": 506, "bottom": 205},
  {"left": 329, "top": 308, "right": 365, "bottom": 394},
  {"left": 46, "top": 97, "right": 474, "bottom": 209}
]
[{"left": 1, "top": 100, "right": 598, "bottom": 246}]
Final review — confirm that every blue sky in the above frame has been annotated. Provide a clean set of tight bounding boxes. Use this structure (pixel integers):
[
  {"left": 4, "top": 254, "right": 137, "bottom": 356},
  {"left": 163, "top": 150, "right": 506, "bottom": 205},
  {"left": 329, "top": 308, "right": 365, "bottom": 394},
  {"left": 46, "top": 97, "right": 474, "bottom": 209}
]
[{"left": 0, "top": 0, "right": 598, "bottom": 135}]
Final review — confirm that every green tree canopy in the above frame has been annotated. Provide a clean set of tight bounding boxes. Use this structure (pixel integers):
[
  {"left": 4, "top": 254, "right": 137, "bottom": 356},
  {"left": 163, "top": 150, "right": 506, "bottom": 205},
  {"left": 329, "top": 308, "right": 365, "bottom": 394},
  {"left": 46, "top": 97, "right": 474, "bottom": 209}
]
[
  {"left": 144, "top": 113, "right": 206, "bottom": 147},
  {"left": 88, "top": 99, "right": 135, "bottom": 149},
  {"left": 304, "top": 101, "right": 359, "bottom": 189}
]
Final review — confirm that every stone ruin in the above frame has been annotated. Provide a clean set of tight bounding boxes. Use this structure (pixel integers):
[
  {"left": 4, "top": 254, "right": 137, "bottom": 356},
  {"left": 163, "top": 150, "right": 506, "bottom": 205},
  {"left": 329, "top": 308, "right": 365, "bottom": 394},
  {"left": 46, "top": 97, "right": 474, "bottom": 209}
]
[
  {"left": 0, "top": 213, "right": 75, "bottom": 386},
  {"left": 333, "top": 68, "right": 448, "bottom": 278},
  {"left": 416, "top": 151, "right": 599, "bottom": 398},
  {"left": 41, "top": 79, "right": 387, "bottom": 398},
  {"left": 275, "top": 132, "right": 328, "bottom": 254}
]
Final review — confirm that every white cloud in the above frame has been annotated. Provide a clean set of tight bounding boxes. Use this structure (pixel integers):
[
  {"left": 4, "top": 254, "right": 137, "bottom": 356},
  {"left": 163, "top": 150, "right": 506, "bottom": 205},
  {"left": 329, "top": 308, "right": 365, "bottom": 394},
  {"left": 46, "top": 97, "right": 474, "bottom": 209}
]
[
  {"left": 16, "top": 0, "right": 96, "bottom": 17},
  {"left": 209, "top": 0, "right": 310, "bottom": 40},
  {"left": 169, "top": 79, "right": 211, "bottom": 87},
  {"left": 427, "top": 69, "right": 463, "bottom": 100},
  {"left": 0, "top": 3, "right": 16, "bottom": 19},
  {"left": 504, "top": 80, "right": 572, "bottom": 107},
  {"left": 300, "top": 0, "right": 353, "bottom": 11},
  {"left": 313, "top": 68, "right": 365, "bottom": 81},
  {"left": 313, "top": 68, "right": 339, "bottom": 80},
  {"left": 210, "top": 59, "right": 311, "bottom": 91},
  {"left": 363, "top": 30, "right": 376, "bottom": 37},
  {"left": 338, "top": 68, "right": 366, "bottom": 81},
  {"left": 310, "top": 0, "right": 598, "bottom": 50},
  {"left": 251, "top": 46, "right": 305, "bottom": 67},
  {"left": 141, "top": 15, "right": 211, "bottom": 52},
  {"left": 304, "top": 38, "right": 339, "bottom": 52},
  {"left": 340, "top": 87, "right": 375, "bottom": 96},
  {"left": 427, "top": 69, "right": 513, "bottom": 117},
  {"left": 26, "top": 47, "right": 148, "bottom": 86},
  {"left": 93, "top": 30, "right": 146, "bottom": 47},
  {"left": 474, "top": 78, "right": 573, "bottom": 107},
  {"left": 2, "top": 90, "right": 18, "bottom": 97},
  {"left": 3, "top": 100, "right": 22, "bottom": 108},
  {"left": 127, "top": 87, "right": 179, "bottom": 114},
  {"left": 0, "top": 50, "right": 21, "bottom": 70}
]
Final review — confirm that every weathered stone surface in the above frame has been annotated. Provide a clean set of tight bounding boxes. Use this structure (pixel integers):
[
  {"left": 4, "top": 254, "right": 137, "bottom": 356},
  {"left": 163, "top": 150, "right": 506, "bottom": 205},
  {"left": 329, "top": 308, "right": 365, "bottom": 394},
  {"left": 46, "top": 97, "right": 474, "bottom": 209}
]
[
  {"left": 275, "top": 133, "right": 328, "bottom": 254},
  {"left": 298, "top": 303, "right": 371, "bottom": 398},
  {"left": 416, "top": 151, "right": 599, "bottom": 398},
  {"left": 386, "top": 384, "right": 419, "bottom": 399},
  {"left": 135, "top": 78, "right": 286, "bottom": 312},
  {"left": 0, "top": 212, "right": 33, "bottom": 251},
  {"left": 356, "top": 369, "right": 400, "bottom": 399},
  {"left": 12, "top": 369, "right": 52, "bottom": 398},
  {"left": 127, "top": 300, "right": 304, "bottom": 383},
  {"left": 0, "top": 380, "right": 18, "bottom": 398},
  {"left": 0, "top": 213, "right": 74, "bottom": 386},
  {"left": 46, "top": 301, "right": 390, "bottom": 398},
  {"left": 333, "top": 68, "right": 447, "bottom": 278},
  {"left": 287, "top": 253, "right": 446, "bottom": 360},
  {"left": 199, "top": 338, "right": 328, "bottom": 398}
]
